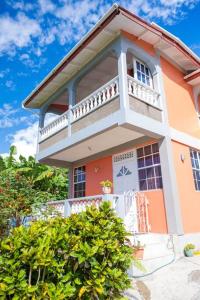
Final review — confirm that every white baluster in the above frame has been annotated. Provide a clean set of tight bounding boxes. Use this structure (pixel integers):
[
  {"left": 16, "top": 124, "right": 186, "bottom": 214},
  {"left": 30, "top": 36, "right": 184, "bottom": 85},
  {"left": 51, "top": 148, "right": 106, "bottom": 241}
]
[
  {"left": 97, "top": 92, "right": 102, "bottom": 105},
  {"left": 102, "top": 89, "right": 106, "bottom": 103},
  {"left": 79, "top": 105, "right": 83, "bottom": 117},
  {"left": 111, "top": 83, "right": 115, "bottom": 97},
  {"left": 94, "top": 95, "right": 98, "bottom": 108},
  {"left": 128, "top": 79, "right": 132, "bottom": 94},
  {"left": 115, "top": 80, "right": 119, "bottom": 95},
  {"left": 133, "top": 82, "right": 137, "bottom": 97},
  {"left": 90, "top": 97, "right": 94, "bottom": 110},
  {"left": 106, "top": 86, "right": 110, "bottom": 100},
  {"left": 86, "top": 100, "right": 90, "bottom": 113}
]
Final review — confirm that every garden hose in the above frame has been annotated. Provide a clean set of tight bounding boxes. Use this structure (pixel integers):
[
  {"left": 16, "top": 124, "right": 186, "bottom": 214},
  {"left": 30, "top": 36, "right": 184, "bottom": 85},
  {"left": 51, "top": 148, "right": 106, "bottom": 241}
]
[{"left": 130, "top": 234, "right": 176, "bottom": 278}]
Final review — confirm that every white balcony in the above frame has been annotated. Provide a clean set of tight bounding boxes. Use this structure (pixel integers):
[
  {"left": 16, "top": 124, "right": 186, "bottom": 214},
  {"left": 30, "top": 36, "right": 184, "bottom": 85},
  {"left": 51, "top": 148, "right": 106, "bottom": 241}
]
[
  {"left": 39, "top": 75, "right": 161, "bottom": 143},
  {"left": 39, "top": 76, "right": 119, "bottom": 142},
  {"left": 127, "top": 75, "right": 161, "bottom": 109},
  {"left": 48, "top": 191, "right": 151, "bottom": 234}
]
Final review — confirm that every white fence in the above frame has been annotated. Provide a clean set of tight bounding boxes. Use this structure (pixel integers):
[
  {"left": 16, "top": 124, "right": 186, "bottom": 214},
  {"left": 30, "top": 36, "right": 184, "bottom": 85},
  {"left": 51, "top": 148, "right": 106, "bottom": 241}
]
[{"left": 48, "top": 191, "right": 150, "bottom": 234}]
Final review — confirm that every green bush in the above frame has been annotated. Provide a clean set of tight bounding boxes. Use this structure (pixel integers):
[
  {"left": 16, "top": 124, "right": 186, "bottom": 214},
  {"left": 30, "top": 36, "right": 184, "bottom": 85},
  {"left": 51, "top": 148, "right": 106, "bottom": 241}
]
[{"left": 0, "top": 202, "right": 133, "bottom": 299}]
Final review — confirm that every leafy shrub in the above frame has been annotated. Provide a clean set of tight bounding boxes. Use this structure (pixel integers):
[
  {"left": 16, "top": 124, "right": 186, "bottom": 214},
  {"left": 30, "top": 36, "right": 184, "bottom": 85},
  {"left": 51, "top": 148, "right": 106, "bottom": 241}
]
[
  {"left": 0, "top": 202, "right": 133, "bottom": 299},
  {"left": 184, "top": 243, "right": 195, "bottom": 251}
]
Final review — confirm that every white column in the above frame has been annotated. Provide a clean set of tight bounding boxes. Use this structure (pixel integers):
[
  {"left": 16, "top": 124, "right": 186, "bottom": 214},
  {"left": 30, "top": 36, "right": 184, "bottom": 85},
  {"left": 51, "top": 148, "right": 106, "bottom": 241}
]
[
  {"left": 159, "top": 137, "right": 184, "bottom": 235},
  {"left": 67, "top": 166, "right": 74, "bottom": 199},
  {"left": 117, "top": 50, "right": 129, "bottom": 114},
  {"left": 36, "top": 109, "right": 45, "bottom": 155},
  {"left": 68, "top": 83, "right": 76, "bottom": 137}
]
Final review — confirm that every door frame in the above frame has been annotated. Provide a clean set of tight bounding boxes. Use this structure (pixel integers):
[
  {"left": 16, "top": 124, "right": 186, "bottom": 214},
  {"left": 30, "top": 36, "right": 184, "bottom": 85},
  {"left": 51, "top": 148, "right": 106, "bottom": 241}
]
[{"left": 112, "top": 149, "right": 139, "bottom": 194}]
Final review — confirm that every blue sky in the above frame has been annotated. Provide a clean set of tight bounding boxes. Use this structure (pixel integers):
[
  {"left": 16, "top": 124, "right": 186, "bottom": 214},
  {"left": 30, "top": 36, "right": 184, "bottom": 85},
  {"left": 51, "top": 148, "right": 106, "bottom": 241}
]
[{"left": 0, "top": 0, "right": 200, "bottom": 157}]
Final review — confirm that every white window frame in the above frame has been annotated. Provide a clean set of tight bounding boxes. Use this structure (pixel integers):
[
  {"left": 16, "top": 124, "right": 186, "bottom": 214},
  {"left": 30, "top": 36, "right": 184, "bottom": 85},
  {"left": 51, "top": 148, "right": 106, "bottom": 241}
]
[
  {"left": 73, "top": 166, "right": 86, "bottom": 198},
  {"left": 137, "top": 143, "right": 163, "bottom": 191},
  {"left": 190, "top": 148, "right": 200, "bottom": 191},
  {"left": 133, "top": 58, "right": 153, "bottom": 88}
]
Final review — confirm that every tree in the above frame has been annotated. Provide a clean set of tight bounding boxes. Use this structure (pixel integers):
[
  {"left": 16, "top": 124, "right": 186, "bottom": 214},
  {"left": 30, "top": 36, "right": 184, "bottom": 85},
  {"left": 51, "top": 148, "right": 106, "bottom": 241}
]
[
  {"left": 0, "top": 146, "right": 68, "bottom": 236},
  {"left": 0, "top": 202, "right": 134, "bottom": 299}
]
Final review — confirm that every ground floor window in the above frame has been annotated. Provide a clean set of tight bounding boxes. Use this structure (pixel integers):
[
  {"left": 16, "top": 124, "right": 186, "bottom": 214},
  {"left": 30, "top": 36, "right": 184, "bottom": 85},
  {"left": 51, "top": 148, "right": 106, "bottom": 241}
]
[
  {"left": 190, "top": 148, "right": 200, "bottom": 191},
  {"left": 137, "top": 143, "right": 163, "bottom": 191},
  {"left": 74, "top": 166, "right": 86, "bottom": 198}
]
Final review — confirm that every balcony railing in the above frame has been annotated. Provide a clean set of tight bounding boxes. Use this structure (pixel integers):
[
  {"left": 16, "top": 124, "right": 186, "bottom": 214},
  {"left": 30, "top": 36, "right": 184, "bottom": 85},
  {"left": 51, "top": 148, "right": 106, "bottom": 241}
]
[
  {"left": 40, "top": 111, "right": 68, "bottom": 141},
  {"left": 127, "top": 75, "right": 161, "bottom": 109},
  {"left": 72, "top": 76, "right": 119, "bottom": 122},
  {"left": 48, "top": 191, "right": 150, "bottom": 234},
  {"left": 39, "top": 75, "right": 161, "bottom": 143},
  {"left": 39, "top": 76, "right": 119, "bottom": 142}
]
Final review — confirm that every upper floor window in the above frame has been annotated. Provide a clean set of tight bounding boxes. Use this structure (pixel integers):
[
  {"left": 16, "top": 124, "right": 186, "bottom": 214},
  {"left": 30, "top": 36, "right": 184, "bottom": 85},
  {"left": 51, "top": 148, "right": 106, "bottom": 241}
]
[
  {"left": 74, "top": 166, "right": 86, "bottom": 198},
  {"left": 190, "top": 149, "right": 200, "bottom": 191},
  {"left": 137, "top": 143, "right": 163, "bottom": 191},
  {"left": 134, "top": 60, "right": 152, "bottom": 88}
]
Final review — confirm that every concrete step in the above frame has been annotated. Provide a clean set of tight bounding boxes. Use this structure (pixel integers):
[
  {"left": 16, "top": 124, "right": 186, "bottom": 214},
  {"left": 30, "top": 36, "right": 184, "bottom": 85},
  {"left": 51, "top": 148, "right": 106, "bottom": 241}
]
[
  {"left": 129, "top": 233, "right": 174, "bottom": 260},
  {"left": 128, "top": 254, "right": 175, "bottom": 277}
]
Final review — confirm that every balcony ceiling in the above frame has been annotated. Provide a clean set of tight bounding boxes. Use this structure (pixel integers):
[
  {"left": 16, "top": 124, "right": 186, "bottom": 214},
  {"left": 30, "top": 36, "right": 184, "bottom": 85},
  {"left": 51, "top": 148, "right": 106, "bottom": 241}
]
[
  {"left": 23, "top": 5, "right": 200, "bottom": 109},
  {"left": 49, "top": 126, "right": 143, "bottom": 163}
]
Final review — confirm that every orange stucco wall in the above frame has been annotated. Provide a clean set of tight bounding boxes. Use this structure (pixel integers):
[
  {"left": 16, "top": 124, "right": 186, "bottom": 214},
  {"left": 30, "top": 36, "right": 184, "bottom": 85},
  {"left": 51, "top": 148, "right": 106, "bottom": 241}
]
[
  {"left": 198, "top": 94, "right": 200, "bottom": 113},
  {"left": 161, "top": 57, "right": 200, "bottom": 139},
  {"left": 83, "top": 149, "right": 167, "bottom": 234},
  {"left": 122, "top": 30, "right": 156, "bottom": 57},
  {"left": 143, "top": 190, "right": 168, "bottom": 233},
  {"left": 172, "top": 140, "right": 200, "bottom": 233},
  {"left": 85, "top": 156, "right": 113, "bottom": 196}
]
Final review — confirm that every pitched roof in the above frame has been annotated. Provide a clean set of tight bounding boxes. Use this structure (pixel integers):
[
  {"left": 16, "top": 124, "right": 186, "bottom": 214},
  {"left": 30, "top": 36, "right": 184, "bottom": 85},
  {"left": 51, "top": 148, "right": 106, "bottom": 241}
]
[{"left": 23, "top": 4, "right": 200, "bottom": 109}]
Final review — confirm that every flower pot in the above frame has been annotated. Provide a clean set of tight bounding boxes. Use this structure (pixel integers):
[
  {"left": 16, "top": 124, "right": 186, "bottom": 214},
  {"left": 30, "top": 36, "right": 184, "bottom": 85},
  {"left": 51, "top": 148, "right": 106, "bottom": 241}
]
[
  {"left": 133, "top": 247, "right": 144, "bottom": 260},
  {"left": 184, "top": 249, "right": 193, "bottom": 257},
  {"left": 102, "top": 186, "right": 111, "bottom": 194}
]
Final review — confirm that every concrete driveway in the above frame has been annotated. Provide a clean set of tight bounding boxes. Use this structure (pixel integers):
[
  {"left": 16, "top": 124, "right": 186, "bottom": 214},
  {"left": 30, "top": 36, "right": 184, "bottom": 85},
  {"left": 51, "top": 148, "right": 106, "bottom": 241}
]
[{"left": 125, "top": 256, "right": 200, "bottom": 300}]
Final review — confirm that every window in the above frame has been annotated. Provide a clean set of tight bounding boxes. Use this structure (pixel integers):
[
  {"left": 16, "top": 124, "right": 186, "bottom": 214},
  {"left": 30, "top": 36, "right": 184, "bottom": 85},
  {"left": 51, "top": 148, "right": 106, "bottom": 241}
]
[
  {"left": 134, "top": 60, "right": 152, "bottom": 87},
  {"left": 137, "top": 143, "right": 163, "bottom": 191},
  {"left": 74, "top": 166, "right": 86, "bottom": 198},
  {"left": 190, "top": 149, "right": 200, "bottom": 191}
]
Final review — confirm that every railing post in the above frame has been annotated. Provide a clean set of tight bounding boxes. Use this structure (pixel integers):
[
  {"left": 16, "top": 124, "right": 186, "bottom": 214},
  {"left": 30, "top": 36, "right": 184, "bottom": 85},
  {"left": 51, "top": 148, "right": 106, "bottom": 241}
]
[
  {"left": 67, "top": 165, "right": 74, "bottom": 199},
  {"left": 68, "top": 82, "right": 76, "bottom": 137},
  {"left": 64, "top": 200, "right": 71, "bottom": 217},
  {"left": 102, "top": 194, "right": 115, "bottom": 208},
  {"left": 36, "top": 108, "right": 45, "bottom": 153},
  {"left": 117, "top": 49, "right": 129, "bottom": 114},
  {"left": 115, "top": 195, "right": 126, "bottom": 220}
]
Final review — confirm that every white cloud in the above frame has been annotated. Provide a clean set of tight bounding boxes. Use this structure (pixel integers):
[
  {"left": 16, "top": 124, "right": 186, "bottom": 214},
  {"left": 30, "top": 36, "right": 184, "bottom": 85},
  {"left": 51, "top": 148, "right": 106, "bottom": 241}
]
[
  {"left": 6, "top": 0, "right": 36, "bottom": 12},
  {"left": 0, "top": 104, "right": 37, "bottom": 128},
  {"left": 0, "top": 153, "right": 9, "bottom": 158},
  {"left": 2, "top": 112, "right": 57, "bottom": 159},
  {"left": 2, "top": 0, "right": 199, "bottom": 59},
  {"left": 5, "top": 80, "right": 15, "bottom": 90},
  {"left": 0, "top": 12, "right": 41, "bottom": 55},
  {"left": 0, "top": 104, "right": 19, "bottom": 128},
  {"left": 19, "top": 52, "right": 47, "bottom": 71},
  {"left": 0, "top": 68, "right": 10, "bottom": 78},
  {"left": 38, "top": 0, "right": 56, "bottom": 14},
  {"left": 10, "top": 122, "right": 38, "bottom": 158}
]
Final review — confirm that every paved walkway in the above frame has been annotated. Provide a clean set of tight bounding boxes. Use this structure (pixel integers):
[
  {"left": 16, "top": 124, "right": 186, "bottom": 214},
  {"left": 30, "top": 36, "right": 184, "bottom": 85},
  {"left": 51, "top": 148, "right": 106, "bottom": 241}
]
[{"left": 124, "top": 256, "right": 200, "bottom": 300}]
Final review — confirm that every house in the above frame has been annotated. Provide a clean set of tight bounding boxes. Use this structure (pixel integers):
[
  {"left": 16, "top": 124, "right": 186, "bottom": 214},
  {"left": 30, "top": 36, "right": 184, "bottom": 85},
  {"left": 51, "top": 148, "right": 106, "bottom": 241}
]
[{"left": 23, "top": 5, "right": 200, "bottom": 267}]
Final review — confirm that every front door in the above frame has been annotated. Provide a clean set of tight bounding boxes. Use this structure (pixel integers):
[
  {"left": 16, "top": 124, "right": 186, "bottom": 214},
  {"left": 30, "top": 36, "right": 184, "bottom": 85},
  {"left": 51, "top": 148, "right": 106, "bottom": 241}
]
[{"left": 113, "top": 150, "right": 139, "bottom": 194}]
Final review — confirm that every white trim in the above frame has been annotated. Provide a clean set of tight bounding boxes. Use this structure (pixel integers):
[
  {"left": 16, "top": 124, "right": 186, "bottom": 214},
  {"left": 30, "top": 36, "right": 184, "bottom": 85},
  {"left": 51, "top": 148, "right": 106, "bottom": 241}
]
[
  {"left": 133, "top": 58, "right": 153, "bottom": 88},
  {"left": 170, "top": 127, "right": 200, "bottom": 150}
]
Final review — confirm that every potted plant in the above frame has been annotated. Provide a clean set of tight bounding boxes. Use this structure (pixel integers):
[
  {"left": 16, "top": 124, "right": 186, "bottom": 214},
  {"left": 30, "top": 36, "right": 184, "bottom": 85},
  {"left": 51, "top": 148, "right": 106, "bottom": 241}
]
[
  {"left": 132, "top": 241, "right": 145, "bottom": 260},
  {"left": 100, "top": 180, "right": 112, "bottom": 194},
  {"left": 184, "top": 243, "right": 195, "bottom": 257}
]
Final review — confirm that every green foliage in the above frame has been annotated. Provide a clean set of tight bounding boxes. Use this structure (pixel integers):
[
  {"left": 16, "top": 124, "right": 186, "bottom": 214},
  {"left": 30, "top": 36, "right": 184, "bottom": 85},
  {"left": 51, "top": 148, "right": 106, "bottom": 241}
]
[
  {"left": 184, "top": 243, "right": 195, "bottom": 251},
  {"left": 0, "top": 146, "right": 68, "bottom": 237},
  {"left": 100, "top": 180, "right": 113, "bottom": 188},
  {"left": 0, "top": 202, "right": 133, "bottom": 299}
]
